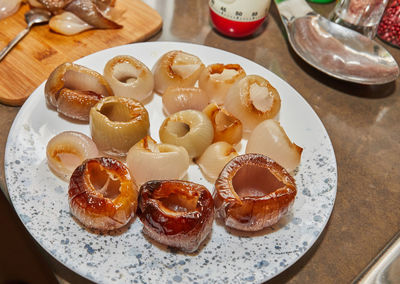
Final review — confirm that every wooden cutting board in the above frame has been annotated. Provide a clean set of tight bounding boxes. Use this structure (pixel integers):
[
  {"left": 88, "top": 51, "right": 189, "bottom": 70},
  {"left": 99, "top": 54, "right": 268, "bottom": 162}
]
[{"left": 0, "top": 0, "right": 162, "bottom": 106}]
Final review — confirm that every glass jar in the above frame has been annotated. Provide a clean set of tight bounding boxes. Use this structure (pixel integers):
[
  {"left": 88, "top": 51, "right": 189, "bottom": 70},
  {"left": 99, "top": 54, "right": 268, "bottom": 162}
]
[
  {"left": 329, "top": 0, "right": 389, "bottom": 38},
  {"left": 377, "top": 0, "right": 400, "bottom": 47}
]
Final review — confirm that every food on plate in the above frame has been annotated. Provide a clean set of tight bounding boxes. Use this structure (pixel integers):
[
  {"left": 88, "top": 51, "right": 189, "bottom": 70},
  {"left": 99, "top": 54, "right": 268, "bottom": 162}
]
[
  {"left": 49, "top": 11, "right": 93, "bottom": 35},
  {"left": 46, "top": 131, "right": 99, "bottom": 181},
  {"left": 162, "top": 87, "right": 209, "bottom": 116},
  {"left": 246, "top": 119, "right": 303, "bottom": 172},
  {"left": 41, "top": 50, "right": 301, "bottom": 242},
  {"left": 214, "top": 153, "right": 297, "bottom": 231},
  {"left": 45, "top": 62, "right": 113, "bottom": 121},
  {"left": 27, "top": 0, "right": 43, "bottom": 8},
  {"left": 69, "top": 157, "right": 138, "bottom": 230},
  {"left": 103, "top": 55, "right": 154, "bottom": 102},
  {"left": 198, "top": 63, "right": 246, "bottom": 104},
  {"left": 90, "top": 96, "right": 149, "bottom": 157},
  {"left": 126, "top": 136, "right": 190, "bottom": 186},
  {"left": 203, "top": 103, "right": 242, "bottom": 145},
  {"left": 196, "top": 141, "right": 238, "bottom": 182},
  {"left": 138, "top": 180, "right": 214, "bottom": 253},
  {"left": 224, "top": 75, "right": 281, "bottom": 133},
  {"left": 0, "top": 0, "right": 21, "bottom": 20},
  {"left": 153, "top": 50, "right": 205, "bottom": 95},
  {"left": 159, "top": 109, "right": 213, "bottom": 159},
  {"left": 35, "top": 0, "right": 122, "bottom": 35}
]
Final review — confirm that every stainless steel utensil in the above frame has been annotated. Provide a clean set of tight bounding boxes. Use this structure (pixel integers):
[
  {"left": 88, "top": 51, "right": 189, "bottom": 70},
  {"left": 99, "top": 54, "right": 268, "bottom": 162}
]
[
  {"left": 353, "top": 231, "right": 400, "bottom": 283},
  {"left": 273, "top": 0, "right": 399, "bottom": 85},
  {"left": 0, "top": 8, "right": 51, "bottom": 62}
]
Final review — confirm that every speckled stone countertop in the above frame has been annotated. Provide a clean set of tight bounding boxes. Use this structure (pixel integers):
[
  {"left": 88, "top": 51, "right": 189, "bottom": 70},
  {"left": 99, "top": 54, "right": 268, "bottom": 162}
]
[{"left": 0, "top": 1, "right": 399, "bottom": 284}]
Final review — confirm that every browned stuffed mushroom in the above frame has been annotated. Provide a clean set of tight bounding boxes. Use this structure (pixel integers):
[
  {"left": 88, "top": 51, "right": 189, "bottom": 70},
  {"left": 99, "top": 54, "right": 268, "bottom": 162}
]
[
  {"left": 214, "top": 153, "right": 296, "bottom": 231},
  {"left": 138, "top": 180, "right": 214, "bottom": 253}
]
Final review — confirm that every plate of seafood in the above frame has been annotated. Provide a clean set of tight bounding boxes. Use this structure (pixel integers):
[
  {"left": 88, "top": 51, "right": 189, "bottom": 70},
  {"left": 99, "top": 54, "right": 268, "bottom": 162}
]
[{"left": 5, "top": 41, "right": 337, "bottom": 283}]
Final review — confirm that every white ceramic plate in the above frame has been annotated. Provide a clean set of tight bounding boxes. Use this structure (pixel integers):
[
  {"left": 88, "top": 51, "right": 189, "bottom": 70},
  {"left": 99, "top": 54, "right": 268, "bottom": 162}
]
[{"left": 5, "top": 42, "right": 337, "bottom": 283}]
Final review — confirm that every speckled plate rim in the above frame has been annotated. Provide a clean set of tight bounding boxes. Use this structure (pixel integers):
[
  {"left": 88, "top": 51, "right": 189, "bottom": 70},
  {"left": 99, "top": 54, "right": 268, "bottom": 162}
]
[{"left": 5, "top": 41, "right": 337, "bottom": 284}]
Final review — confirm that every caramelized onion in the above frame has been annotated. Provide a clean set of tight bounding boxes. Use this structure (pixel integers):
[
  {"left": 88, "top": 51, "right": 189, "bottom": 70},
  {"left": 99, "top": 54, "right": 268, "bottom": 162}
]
[
  {"left": 104, "top": 55, "right": 154, "bottom": 102},
  {"left": 224, "top": 75, "right": 281, "bottom": 133},
  {"left": 69, "top": 157, "right": 138, "bottom": 230},
  {"left": 90, "top": 96, "right": 150, "bottom": 157},
  {"left": 49, "top": 11, "right": 93, "bottom": 35},
  {"left": 162, "top": 87, "right": 209, "bottom": 116},
  {"left": 36, "top": 0, "right": 72, "bottom": 10},
  {"left": 46, "top": 131, "right": 99, "bottom": 181},
  {"left": 0, "top": 0, "right": 21, "bottom": 20},
  {"left": 27, "top": 0, "right": 44, "bottom": 8},
  {"left": 126, "top": 136, "right": 190, "bottom": 186},
  {"left": 198, "top": 63, "right": 246, "bottom": 104},
  {"left": 65, "top": 0, "right": 122, "bottom": 29},
  {"left": 203, "top": 103, "right": 242, "bottom": 145},
  {"left": 138, "top": 180, "right": 214, "bottom": 252},
  {"left": 214, "top": 153, "right": 297, "bottom": 231},
  {"left": 56, "top": 88, "right": 103, "bottom": 121},
  {"left": 45, "top": 62, "right": 113, "bottom": 121},
  {"left": 152, "top": 50, "right": 205, "bottom": 95},
  {"left": 159, "top": 110, "right": 213, "bottom": 159},
  {"left": 196, "top": 142, "right": 238, "bottom": 182},
  {"left": 246, "top": 120, "right": 303, "bottom": 172}
]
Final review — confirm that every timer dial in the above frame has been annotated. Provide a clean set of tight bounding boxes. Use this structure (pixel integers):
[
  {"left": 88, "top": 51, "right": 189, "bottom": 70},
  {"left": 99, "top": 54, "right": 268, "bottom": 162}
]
[{"left": 209, "top": 0, "right": 270, "bottom": 37}]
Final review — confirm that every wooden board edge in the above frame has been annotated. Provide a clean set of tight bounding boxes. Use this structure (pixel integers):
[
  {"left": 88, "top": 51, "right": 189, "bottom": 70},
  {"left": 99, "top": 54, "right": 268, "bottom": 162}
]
[{"left": 0, "top": 1, "right": 163, "bottom": 107}]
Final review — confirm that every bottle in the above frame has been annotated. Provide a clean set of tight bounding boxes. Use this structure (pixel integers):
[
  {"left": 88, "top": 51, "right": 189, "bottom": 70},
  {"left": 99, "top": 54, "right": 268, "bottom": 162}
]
[
  {"left": 209, "top": 0, "right": 271, "bottom": 38},
  {"left": 307, "top": 0, "right": 334, "bottom": 3}
]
